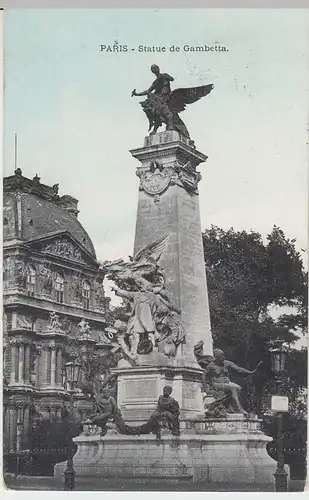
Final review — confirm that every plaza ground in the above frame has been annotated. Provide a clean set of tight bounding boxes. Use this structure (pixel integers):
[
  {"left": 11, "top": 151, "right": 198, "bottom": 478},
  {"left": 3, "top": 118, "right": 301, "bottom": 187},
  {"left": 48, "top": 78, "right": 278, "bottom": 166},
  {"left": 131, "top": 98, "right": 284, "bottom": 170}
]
[{"left": 3, "top": 473, "right": 306, "bottom": 492}]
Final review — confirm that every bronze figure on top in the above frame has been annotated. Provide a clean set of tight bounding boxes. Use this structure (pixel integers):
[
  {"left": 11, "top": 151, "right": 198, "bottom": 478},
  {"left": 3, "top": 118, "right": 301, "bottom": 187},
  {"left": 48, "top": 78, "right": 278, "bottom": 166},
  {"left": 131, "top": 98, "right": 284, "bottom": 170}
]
[{"left": 132, "top": 64, "right": 214, "bottom": 138}]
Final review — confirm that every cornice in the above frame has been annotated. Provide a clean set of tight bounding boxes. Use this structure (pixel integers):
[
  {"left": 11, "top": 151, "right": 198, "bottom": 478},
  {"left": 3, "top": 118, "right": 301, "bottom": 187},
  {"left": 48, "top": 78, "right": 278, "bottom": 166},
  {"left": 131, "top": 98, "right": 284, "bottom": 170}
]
[
  {"left": 7, "top": 332, "right": 37, "bottom": 343},
  {"left": 130, "top": 139, "right": 207, "bottom": 167},
  {"left": 5, "top": 384, "right": 35, "bottom": 395},
  {"left": 3, "top": 293, "right": 108, "bottom": 324},
  {"left": 3, "top": 239, "right": 25, "bottom": 249}
]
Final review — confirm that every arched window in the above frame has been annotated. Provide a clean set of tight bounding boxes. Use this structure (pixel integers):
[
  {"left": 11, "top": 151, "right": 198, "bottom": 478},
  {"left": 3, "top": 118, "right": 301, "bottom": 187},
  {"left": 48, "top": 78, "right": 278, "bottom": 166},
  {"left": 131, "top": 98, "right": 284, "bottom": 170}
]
[
  {"left": 54, "top": 274, "right": 64, "bottom": 304},
  {"left": 82, "top": 281, "right": 91, "bottom": 310},
  {"left": 26, "top": 266, "right": 36, "bottom": 295}
]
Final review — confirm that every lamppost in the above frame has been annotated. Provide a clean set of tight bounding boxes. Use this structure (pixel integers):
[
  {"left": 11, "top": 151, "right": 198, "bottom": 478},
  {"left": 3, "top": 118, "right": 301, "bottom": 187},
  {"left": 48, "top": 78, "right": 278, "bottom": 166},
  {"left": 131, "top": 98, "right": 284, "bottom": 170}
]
[
  {"left": 63, "top": 360, "right": 81, "bottom": 491},
  {"left": 269, "top": 339, "right": 289, "bottom": 492}
]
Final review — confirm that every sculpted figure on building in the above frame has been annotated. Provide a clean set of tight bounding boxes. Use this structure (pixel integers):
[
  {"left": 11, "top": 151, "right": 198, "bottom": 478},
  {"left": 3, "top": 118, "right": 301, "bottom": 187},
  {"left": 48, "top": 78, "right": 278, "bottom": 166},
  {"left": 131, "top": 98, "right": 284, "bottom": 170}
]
[
  {"left": 47, "top": 312, "right": 63, "bottom": 331},
  {"left": 14, "top": 260, "right": 27, "bottom": 288},
  {"left": 94, "top": 278, "right": 108, "bottom": 311},
  {"left": 71, "top": 273, "right": 83, "bottom": 303},
  {"left": 77, "top": 319, "right": 92, "bottom": 337},
  {"left": 39, "top": 264, "right": 53, "bottom": 295}
]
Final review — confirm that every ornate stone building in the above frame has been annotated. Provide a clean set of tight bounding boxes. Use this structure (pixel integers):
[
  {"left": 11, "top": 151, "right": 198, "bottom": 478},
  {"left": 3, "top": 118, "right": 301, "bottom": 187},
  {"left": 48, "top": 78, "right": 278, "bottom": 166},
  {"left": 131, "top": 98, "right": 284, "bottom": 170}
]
[{"left": 3, "top": 169, "right": 110, "bottom": 459}]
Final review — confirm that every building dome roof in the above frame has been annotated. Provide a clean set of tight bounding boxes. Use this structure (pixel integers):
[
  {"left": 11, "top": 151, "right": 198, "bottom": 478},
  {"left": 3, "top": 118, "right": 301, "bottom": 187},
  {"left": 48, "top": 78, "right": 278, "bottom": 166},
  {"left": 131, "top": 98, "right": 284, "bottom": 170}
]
[{"left": 3, "top": 170, "right": 96, "bottom": 258}]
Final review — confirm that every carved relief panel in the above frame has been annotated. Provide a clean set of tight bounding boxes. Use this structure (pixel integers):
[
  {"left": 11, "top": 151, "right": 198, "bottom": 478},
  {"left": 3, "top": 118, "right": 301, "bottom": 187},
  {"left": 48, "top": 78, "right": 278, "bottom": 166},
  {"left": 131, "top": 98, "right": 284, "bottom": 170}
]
[
  {"left": 41, "top": 237, "right": 87, "bottom": 264},
  {"left": 12, "top": 312, "right": 36, "bottom": 332}
]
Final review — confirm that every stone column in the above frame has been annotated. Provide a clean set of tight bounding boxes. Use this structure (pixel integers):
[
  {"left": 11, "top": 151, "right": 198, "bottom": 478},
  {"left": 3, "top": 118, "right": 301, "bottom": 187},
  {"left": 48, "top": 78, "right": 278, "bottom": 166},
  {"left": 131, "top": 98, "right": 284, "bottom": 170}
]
[
  {"left": 22, "top": 407, "right": 30, "bottom": 450},
  {"left": 16, "top": 407, "right": 23, "bottom": 452},
  {"left": 16, "top": 193, "right": 22, "bottom": 239},
  {"left": 3, "top": 407, "right": 10, "bottom": 452},
  {"left": 40, "top": 347, "right": 49, "bottom": 386},
  {"left": 24, "top": 345, "right": 31, "bottom": 385},
  {"left": 50, "top": 347, "right": 56, "bottom": 386},
  {"left": 11, "top": 312, "right": 18, "bottom": 330},
  {"left": 56, "top": 349, "right": 62, "bottom": 387},
  {"left": 8, "top": 407, "right": 17, "bottom": 451},
  {"left": 34, "top": 353, "right": 39, "bottom": 387},
  {"left": 10, "top": 344, "right": 18, "bottom": 383},
  {"left": 18, "top": 344, "right": 25, "bottom": 384}
]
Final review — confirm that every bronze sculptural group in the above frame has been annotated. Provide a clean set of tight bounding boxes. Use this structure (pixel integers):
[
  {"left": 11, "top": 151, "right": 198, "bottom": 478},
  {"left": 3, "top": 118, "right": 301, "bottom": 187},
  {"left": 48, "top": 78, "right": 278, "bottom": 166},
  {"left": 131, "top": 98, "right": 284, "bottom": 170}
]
[
  {"left": 101, "top": 235, "right": 185, "bottom": 361},
  {"left": 194, "top": 341, "right": 262, "bottom": 417},
  {"left": 132, "top": 64, "right": 214, "bottom": 138},
  {"left": 87, "top": 379, "right": 180, "bottom": 439}
]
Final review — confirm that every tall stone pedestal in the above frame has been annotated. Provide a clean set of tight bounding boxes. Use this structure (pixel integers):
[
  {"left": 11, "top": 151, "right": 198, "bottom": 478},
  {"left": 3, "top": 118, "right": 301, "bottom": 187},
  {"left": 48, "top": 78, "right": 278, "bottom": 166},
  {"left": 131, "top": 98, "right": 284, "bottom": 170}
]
[
  {"left": 131, "top": 131, "right": 213, "bottom": 361},
  {"left": 54, "top": 415, "right": 277, "bottom": 491}
]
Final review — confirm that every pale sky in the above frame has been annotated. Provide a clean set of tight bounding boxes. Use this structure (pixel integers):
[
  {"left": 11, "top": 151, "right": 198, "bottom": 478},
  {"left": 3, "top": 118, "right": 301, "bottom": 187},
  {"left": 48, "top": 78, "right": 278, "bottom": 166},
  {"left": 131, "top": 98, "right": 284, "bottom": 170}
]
[{"left": 3, "top": 8, "right": 309, "bottom": 268}]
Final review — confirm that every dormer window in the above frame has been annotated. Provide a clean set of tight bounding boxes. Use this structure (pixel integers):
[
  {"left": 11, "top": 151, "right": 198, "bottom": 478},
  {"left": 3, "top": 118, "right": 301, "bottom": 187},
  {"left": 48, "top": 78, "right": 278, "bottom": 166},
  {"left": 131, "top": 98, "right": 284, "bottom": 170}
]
[
  {"left": 82, "top": 281, "right": 91, "bottom": 310},
  {"left": 54, "top": 274, "right": 64, "bottom": 304},
  {"left": 26, "top": 266, "right": 36, "bottom": 295}
]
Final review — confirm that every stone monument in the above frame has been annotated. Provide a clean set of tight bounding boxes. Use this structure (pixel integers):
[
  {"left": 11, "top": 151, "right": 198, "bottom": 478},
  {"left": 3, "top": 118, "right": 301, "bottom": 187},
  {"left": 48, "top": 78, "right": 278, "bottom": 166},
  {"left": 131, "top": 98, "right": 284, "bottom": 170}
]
[{"left": 54, "top": 66, "right": 277, "bottom": 490}]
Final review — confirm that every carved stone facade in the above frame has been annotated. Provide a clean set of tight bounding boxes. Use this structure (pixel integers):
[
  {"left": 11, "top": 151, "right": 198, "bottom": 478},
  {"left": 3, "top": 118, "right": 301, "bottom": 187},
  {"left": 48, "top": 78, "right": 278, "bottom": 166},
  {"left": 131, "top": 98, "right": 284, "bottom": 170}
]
[{"left": 3, "top": 170, "right": 111, "bottom": 461}]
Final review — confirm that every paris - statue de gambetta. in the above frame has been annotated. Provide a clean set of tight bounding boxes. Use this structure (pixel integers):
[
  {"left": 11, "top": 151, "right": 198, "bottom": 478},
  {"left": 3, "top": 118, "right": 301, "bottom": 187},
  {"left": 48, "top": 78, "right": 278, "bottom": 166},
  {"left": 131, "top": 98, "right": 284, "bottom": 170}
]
[{"left": 131, "top": 64, "right": 214, "bottom": 138}]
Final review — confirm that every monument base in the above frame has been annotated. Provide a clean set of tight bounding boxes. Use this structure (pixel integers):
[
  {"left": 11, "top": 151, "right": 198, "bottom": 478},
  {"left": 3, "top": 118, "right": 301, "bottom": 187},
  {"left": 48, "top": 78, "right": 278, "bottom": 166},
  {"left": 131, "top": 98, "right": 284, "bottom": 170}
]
[
  {"left": 54, "top": 415, "right": 277, "bottom": 491},
  {"left": 113, "top": 365, "right": 204, "bottom": 421}
]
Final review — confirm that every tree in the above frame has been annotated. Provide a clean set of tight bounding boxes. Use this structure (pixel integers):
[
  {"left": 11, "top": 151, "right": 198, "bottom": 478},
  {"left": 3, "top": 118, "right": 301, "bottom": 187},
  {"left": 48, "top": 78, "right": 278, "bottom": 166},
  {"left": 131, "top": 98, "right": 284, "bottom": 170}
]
[
  {"left": 202, "top": 225, "right": 307, "bottom": 415},
  {"left": 26, "top": 406, "right": 83, "bottom": 476}
]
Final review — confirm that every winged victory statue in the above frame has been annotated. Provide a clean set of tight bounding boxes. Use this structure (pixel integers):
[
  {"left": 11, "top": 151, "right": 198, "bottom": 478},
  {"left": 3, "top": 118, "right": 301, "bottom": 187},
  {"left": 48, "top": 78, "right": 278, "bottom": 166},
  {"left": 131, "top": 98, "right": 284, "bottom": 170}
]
[
  {"left": 131, "top": 64, "right": 214, "bottom": 138},
  {"left": 101, "top": 235, "right": 169, "bottom": 292}
]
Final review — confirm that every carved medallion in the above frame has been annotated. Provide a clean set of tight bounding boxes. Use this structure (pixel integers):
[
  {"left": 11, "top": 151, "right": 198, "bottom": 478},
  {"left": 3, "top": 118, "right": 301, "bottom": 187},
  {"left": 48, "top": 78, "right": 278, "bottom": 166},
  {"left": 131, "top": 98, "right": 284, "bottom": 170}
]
[
  {"left": 138, "top": 166, "right": 171, "bottom": 196},
  {"left": 137, "top": 159, "right": 202, "bottom": 196}
]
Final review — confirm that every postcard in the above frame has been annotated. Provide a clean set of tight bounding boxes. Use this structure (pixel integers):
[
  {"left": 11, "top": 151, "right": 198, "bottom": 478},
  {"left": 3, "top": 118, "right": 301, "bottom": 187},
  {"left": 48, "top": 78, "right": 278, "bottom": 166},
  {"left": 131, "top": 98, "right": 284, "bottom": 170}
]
[{"left": 2, "top": 8, "right": 308, "bottom": 493}]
